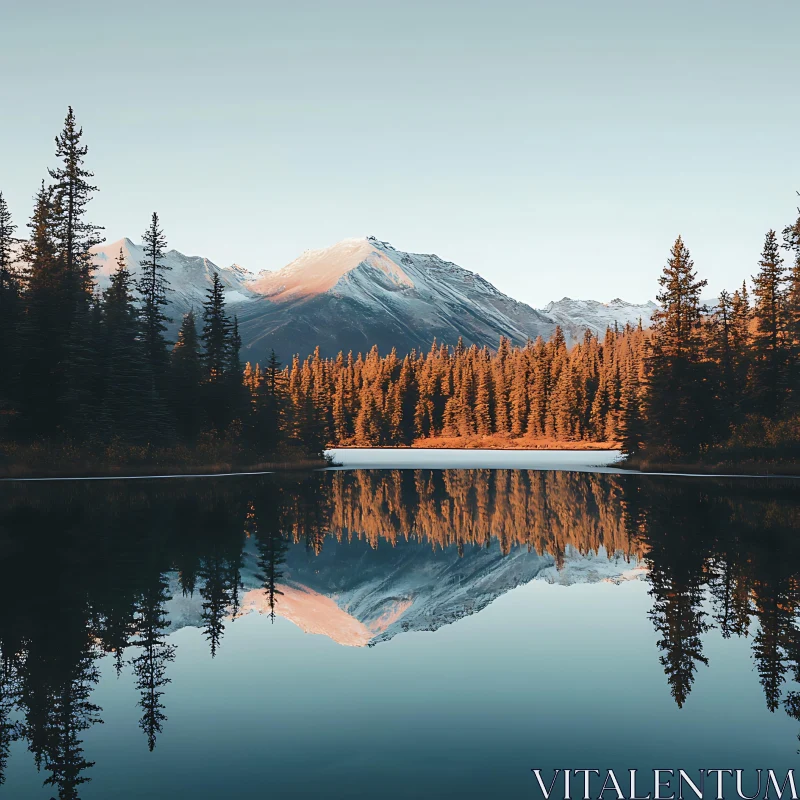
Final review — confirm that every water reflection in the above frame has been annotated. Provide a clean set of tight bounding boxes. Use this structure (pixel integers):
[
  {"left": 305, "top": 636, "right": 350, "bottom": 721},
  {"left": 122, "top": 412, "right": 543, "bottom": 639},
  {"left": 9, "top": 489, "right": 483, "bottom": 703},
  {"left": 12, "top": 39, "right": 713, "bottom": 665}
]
[{"left": 0, "top": 470, "right": 798, "bottom": 797}]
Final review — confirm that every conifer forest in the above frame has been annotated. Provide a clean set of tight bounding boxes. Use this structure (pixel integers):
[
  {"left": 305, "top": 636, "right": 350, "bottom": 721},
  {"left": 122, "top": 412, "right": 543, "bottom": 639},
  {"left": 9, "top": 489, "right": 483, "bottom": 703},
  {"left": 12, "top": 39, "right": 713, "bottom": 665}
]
[{"left": 2, "top": 108, "right": 800, "bottom": 471}]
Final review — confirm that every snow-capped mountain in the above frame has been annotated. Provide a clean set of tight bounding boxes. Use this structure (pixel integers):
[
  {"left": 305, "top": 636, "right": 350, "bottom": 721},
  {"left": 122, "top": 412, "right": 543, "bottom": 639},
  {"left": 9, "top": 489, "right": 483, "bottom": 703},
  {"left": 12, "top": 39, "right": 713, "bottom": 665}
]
[
  {"left": 164, "top": 536, "right": 645, "bottom": 648},
  {"left": 90, "top": 238, "right": 257, "bottom": 329},
  {"left": 76, "top": 234, "right": 656, "bottom": 358},
  {"left": 543, "top": 297, "right": 659, "bottom": 342},
  {"left": 236, "top": 237, "right": 558, "bottom": 361}
]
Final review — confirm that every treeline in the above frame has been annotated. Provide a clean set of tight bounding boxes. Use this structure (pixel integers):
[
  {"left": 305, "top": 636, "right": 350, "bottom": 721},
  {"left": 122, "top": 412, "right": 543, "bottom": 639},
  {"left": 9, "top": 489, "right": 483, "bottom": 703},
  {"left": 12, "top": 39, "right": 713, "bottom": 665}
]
[
  {"left": 3, "top": 107, "right": 800, "bottom": 465},
  {"left": 256, "top": 324, "right": 646, "bottom": 448},
  {"left": 257, "top": 207, "right": 800, "bottom": 461},
  {"left": 0, "top": 108, "right": 325, "bottom": 463},
  {"left": 630, "top": 219, "right": 800, "bottom": 462}
]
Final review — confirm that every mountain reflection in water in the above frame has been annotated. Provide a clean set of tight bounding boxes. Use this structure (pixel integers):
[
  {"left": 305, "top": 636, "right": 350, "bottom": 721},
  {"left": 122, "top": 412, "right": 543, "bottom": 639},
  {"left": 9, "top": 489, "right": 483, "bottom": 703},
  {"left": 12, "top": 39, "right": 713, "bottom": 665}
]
[{"left": 0, "top": 468, "right": 799, "bottom": 798}]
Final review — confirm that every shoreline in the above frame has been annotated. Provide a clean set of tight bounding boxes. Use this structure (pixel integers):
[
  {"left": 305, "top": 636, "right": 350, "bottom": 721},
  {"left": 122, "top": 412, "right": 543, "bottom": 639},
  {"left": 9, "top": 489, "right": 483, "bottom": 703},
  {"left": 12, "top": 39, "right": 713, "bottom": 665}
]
[
  {"left": 0, "top": 458, "right": 329, "bottom": 481},
  {"left": 4, "top": 448, "right": 799, "bottom": 481},
  {"left": 618, "top": 458, "right": 800, "bottom": 477}
]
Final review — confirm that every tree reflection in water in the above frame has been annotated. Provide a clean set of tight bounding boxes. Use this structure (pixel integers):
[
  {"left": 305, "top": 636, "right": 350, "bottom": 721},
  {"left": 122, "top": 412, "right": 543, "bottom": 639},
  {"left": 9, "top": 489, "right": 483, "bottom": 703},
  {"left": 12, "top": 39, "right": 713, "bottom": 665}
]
[{"left": 0, "top": 470, "right": 799, "bottom": 796}]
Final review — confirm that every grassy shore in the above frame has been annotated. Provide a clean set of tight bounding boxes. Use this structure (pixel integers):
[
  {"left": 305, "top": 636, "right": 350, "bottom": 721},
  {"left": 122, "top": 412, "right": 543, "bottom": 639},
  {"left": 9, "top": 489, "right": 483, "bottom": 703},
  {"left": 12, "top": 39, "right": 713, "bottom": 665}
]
[
  {"left": 0, "top": 439, "right": 328, "bottom": 479},
  {"left": 620, "top": 454, "right": 800, "bottom": 476},
  {"left": 618, "top": 416, "right": 800, "bottom": 476}
]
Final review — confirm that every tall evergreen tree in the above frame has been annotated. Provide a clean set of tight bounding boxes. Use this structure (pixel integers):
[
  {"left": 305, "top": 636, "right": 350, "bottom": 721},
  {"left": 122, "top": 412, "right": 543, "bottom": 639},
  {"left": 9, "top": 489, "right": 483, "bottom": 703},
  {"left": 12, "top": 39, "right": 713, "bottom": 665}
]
[
  {"left": 0, "top": 193, "right": 20, "bottom": 430},
  {"left": 48, "top": 110, "right": 106, "bottom": 434},
  {"left": 0, "top": 192, "right": 18, "bottom": 313},
  {"left": 751, "top": 229, "right": 787, "bottom": 415},
  {"left": 170, "top": 311, "right": 204, "bottom": 442},
  {"left": 730, "top": 282, "right": 752, "bottom": 393},
  {"left": 248, "top": 349, "right": 286, "bottom": 453},
  {"left": 225, "top": 315, "right": 247, "bottom": 423},
  {"left": 707, "top": 290, "right": 738, "bottom": 434},
  {"left": 646, "top": 236, "right": 710, "bottom": 455},
  {"left": 137, "top": 212, "right": 171, "bottom": 387},
  {"left": 618, "top": 367, "right": 644, "bottom": 455},
  {"left": 48, "top": 107, "right": 103, "bottom": 300},
  {"left": 60, "top": 292, "right": 105, "bottom": 436},
  {"left": 103, "top": 248, "right": 152, "bottom": 440},
  {"left": 17, "top": 183, "right": 65, "bottom": 435},
  {"left": 200, "top": 272, "right": 231, "bottom": 430},
  {"left": 782, "top": 198, "right": 800, "bottom": 396}
]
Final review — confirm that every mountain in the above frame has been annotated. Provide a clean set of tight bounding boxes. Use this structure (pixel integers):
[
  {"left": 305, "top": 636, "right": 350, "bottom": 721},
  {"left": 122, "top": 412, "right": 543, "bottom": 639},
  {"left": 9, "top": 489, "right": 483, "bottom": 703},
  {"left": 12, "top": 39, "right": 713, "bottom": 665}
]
[
  {"left": 543, "top": 297, "right": 659, "bottom": 342},
  {"left": 79, "top": 235, "right": 656, "bottom": 360},
  {"left": 236, "top": 237, "right": 557, "bottom": 362},
  {"left": 164, "top": 536, "right": 646, "bottom": 648},
  {"left": 90, "top": 238, "right": 257, "bottom": 332}
]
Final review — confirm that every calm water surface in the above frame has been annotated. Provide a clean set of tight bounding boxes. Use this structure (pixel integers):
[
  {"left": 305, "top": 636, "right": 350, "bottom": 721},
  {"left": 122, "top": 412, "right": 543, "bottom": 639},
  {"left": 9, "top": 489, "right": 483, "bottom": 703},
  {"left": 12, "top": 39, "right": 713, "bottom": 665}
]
[{"left": 1, "top": 460, "right": 799, "bottom": 798}]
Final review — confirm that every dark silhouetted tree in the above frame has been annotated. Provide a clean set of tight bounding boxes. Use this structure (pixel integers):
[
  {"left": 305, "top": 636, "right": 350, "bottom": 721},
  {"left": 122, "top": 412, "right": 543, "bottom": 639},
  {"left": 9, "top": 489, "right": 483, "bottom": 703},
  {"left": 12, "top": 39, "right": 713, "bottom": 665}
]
[
  {"left": 137, "top": 212, "right": 171, "bottom": 388},
  {"left": 646, "top": 236, "right": 710, "bottom": 456},
  {"left": 751, "top": 230, "right": 787, "bottom": 415},
  {"left": 170, "top": 311, "right": 204, "bottom": 441}
]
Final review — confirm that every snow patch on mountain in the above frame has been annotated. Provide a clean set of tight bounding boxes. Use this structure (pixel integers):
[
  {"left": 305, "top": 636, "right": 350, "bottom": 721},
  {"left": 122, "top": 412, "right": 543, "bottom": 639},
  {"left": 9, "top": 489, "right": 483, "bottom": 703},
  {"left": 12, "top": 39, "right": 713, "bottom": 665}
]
[
  {"left": 248, "top": 237, "right": 414, "bottom": 301},
  {"left": 542, "top": 297, "right": 659, "bottom": 340},
  {"left": 15, "top": 233, "right": 659, "bottom": 355},
  {"left": 90, "top": 238, "right": 258, "bottom": 314},
  {"left": 237, "top": 236, "right": 559, "bottom": 359}
]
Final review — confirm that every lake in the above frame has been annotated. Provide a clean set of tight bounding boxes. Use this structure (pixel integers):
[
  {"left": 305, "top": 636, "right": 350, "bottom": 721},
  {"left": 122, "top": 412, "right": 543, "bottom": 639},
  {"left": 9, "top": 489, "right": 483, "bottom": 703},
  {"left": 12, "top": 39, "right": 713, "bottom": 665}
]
[{"left": 1, "top": 453, "right": 799, "bottom": 799}]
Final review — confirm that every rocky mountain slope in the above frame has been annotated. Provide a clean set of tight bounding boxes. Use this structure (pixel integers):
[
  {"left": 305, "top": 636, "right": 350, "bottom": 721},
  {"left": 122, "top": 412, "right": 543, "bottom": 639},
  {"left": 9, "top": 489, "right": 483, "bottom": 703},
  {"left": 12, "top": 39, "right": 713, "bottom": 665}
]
[
  {"left": 78, "top": 235, "right": 656, "bottom": 360},
  {"left": 237, "top": 237, "right": 557, "bottom": 362},
  {"left": 90, "top": 238, "right": 257, "bottom": 333},
  {"left": 543, "top": 297, "right": 658, "bottom": 342}
]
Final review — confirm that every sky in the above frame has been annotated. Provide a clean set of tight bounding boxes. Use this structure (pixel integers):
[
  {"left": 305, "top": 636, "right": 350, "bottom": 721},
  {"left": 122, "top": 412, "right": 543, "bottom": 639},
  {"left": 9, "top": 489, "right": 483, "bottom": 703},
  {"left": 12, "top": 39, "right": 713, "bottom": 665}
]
[{"left": 1, "top": 0, "right": 799, "bottom": 307}]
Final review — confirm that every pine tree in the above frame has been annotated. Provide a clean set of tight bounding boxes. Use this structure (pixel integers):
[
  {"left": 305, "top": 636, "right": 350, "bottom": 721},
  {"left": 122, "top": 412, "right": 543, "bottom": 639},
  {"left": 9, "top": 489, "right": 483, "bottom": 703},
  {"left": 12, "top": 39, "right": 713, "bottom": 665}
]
[
  {"left": 730, "top": 282, "right": 752, "bottom": 392},
  {"left": 526, "top": 337, "right": 548, "bottom": 438},
  {"left": 474, "top": 353, "right": 492, "bottom": 436},
  {"left": 17, "top": 183, "right": 65, "bottom": 435},
  {"left": 782, "top": 199, "right": 800, "bottom": 396},
  {"left": 170, "top": 311, "right": 204, "bottom": 442},
  {"left": 751, "top": 229, "right": 787, "bottom": 415},
  {"left": 137, "top": 212, "right": 171, "bottom": 388},
  {"left": 48, "top": 107, "right": 103, "bottom": 300},
  {"left": 0, "top": 194, "right": 20, "bottom": 430},
  {"left": 252, "top": 349, "right": 287, "bottom": 453},
  {"left": 492, "top": 337, "right": 511, "bottom": 434},
  {"left": 0, "top": 192, "right": 18, "bottom": 314},
  {"left": 646, "top": 236, "right": 710, "bottom": 456},
  {"left": 200, "top": 272, "right": 231, "bottom": 430},
  {"left": 103, "top": 248, "right": 153, "bottom": 440},
  {"left": 618, "top": 366, "right": 644, "bottom": 455},
  {"left": 201, "top": 272, "right": 229, "bottom": 380},
  {"left": 707, "top": 290, "right": 737, "bottom": 434},
  {"left": 225, "top": 315, "right": 247, "bottom": 423},
  {"left": 60, "top": 288, "right": 105, "bottom": 436},
  {"left": 15, "top": 110, "right": 104, "bottom": 441},
  {"left": 509, "top": 347, "right": 529, "bottom": 436}
]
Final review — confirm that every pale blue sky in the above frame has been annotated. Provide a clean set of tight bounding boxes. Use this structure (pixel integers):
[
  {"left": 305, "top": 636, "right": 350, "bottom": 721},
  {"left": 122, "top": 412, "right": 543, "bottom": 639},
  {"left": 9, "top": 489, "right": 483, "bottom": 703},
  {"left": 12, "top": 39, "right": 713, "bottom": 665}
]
[{"left": 2, "top": 0, "right": 798, "bottom": 306}]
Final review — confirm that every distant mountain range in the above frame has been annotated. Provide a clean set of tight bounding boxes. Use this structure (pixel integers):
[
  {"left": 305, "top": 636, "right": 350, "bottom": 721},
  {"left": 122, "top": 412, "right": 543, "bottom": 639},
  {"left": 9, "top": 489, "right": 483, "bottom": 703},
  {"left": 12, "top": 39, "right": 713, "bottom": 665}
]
[
  {"left": 88, "top": 235, "right": 658, "bottom": 362},
  {"left": 90, "top": 238, "right": 255, "bottom": 313}
]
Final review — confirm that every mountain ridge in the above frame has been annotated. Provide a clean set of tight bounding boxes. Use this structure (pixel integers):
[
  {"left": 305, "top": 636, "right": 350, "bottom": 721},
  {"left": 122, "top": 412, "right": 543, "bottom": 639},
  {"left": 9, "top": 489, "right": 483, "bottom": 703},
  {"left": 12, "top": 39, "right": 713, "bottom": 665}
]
[{"left": 70, "top": 235, "right": 657, "bottom": 359}]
